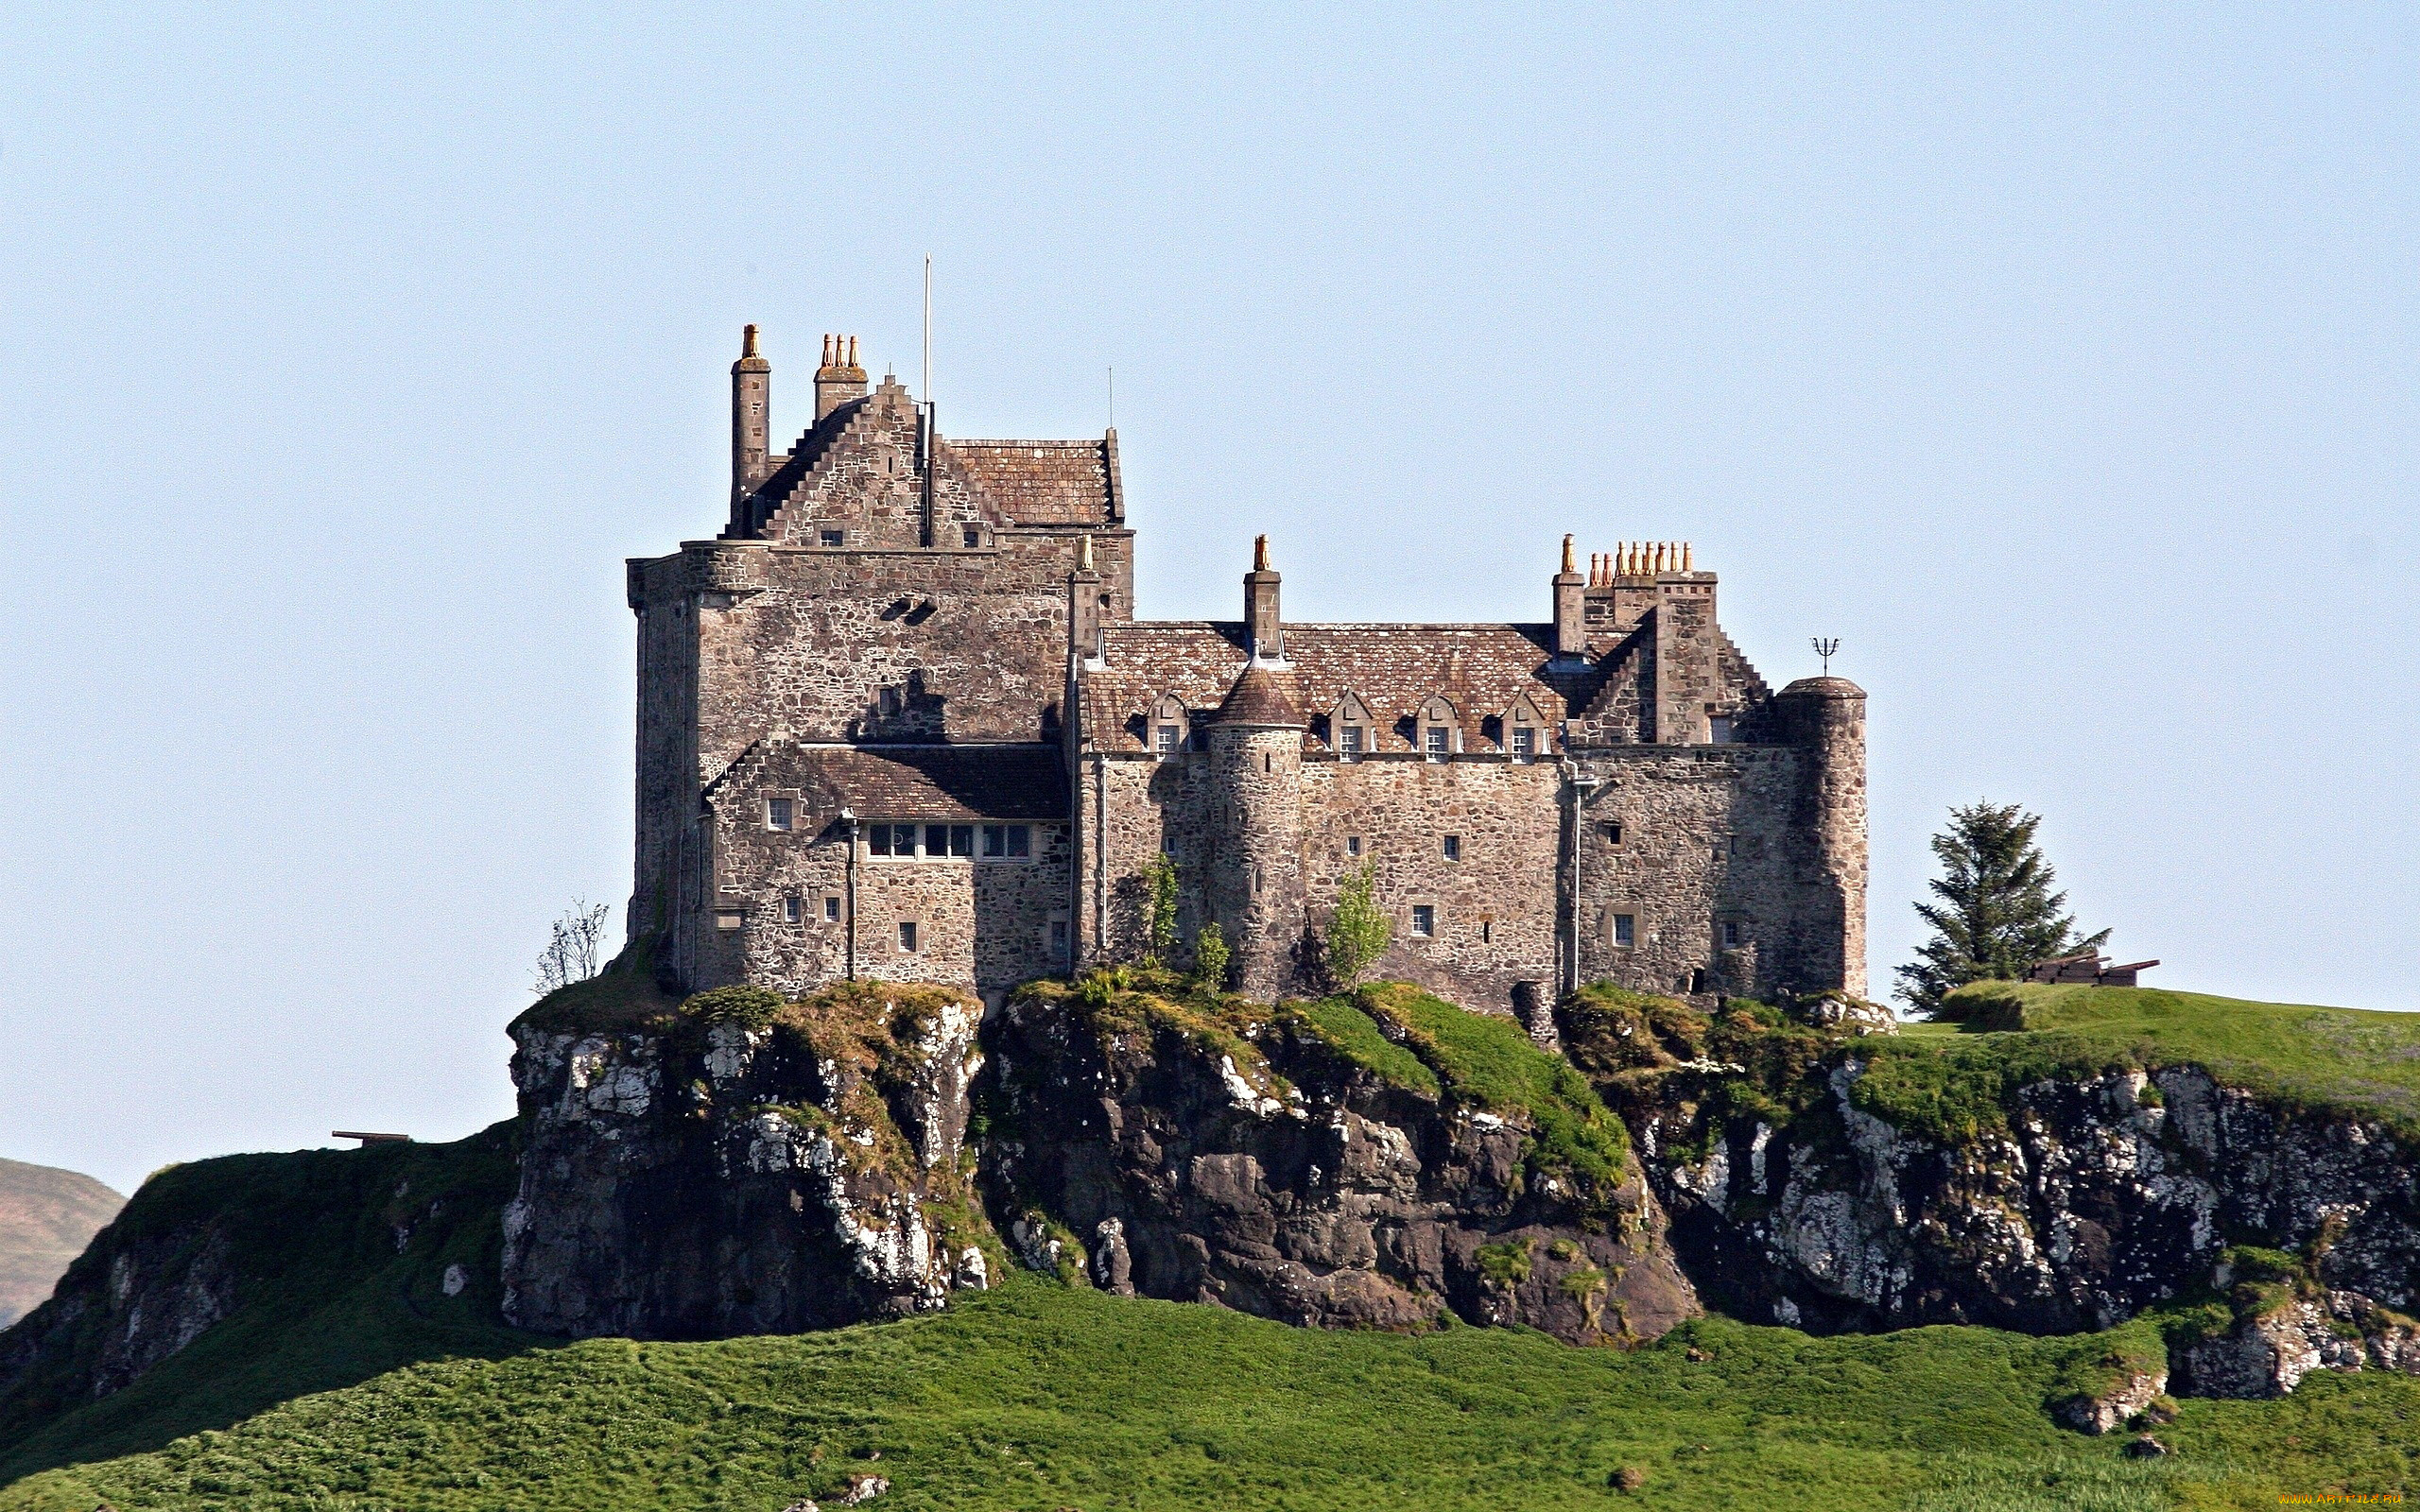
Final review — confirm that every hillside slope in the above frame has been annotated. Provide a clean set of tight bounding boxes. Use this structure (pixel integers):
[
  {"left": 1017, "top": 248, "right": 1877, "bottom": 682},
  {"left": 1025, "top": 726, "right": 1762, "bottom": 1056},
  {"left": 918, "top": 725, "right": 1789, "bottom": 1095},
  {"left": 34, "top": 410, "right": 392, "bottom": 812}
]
[
  {"left": 4, "top": 1278, "right": 2418, "bottom": 1512},
  {"left": 0, "top": 1162, "right": 122, "bottom": 1330}
]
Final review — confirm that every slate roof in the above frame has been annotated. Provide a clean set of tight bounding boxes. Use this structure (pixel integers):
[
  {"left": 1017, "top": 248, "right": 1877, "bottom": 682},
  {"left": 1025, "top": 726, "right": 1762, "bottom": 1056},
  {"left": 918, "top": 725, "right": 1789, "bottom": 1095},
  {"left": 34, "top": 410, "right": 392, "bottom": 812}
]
[
  {"left": 946, "top": 437, "right": 1120, "bottom": 526},
  {"left": 1209, "top": 662, "right": 1305, "bottom": 727},
  {"left": 1085, "top": 622, "right": 1607, "bottom": 752},
  {"left": 736, "top": 744, "right": 1069, "bottom": 820}
]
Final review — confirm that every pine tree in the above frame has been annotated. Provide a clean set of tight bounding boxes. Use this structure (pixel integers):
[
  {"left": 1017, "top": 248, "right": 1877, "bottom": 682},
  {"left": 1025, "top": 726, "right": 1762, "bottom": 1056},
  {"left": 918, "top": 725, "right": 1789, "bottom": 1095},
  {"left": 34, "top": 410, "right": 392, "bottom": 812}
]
[{"left": 1895, "top": 801, "right": 2108, "bottom": 1018}]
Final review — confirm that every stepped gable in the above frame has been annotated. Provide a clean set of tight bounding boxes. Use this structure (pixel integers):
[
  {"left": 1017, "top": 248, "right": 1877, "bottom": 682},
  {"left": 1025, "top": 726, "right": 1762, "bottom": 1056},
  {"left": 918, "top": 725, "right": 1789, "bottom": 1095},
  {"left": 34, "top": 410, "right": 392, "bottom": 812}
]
[
  {"left": 709, "top": 742, "right": 1067, "bottom": 822},
  {"left": 1086, "top": 621, "right": 1605, "bottom": 752},
  {"left": 723, "top": 393, "right": 873, "bottom": 541},
  {"left": 945, "top": 436, "right": 1121, "bottom": 525},
  {"left": 1209, "top": 662, "right": 1305, "bottom": 727}
]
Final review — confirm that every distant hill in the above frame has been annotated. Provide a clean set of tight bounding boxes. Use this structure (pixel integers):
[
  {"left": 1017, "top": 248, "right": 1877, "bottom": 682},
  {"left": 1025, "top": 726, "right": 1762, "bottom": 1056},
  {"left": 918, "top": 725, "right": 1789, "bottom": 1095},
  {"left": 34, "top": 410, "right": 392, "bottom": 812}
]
[{"left": 0, "top": 1160, "right": 123, "bottom": 1329}]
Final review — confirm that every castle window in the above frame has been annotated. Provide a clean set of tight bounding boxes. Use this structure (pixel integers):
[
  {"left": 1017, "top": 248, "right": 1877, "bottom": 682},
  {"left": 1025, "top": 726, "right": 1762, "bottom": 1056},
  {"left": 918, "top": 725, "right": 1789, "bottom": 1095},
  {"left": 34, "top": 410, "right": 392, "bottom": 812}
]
[
  {"left": 1722, "top": 919, "right": 1746, "bottom": 949},
  {"left": 1511, "top": 726, "right": 1536, "bottom": 762},
  {"left": 1481, "top": 919, "right": 1493, "bottom": 944},
  {"left": 1612, "top": 913, "right": 1635, "bottom": 949},
  {"left": 821, "top": 529, "right": 845, "bottom": 548},
  {"left": 783, "top": 896, "right": 803, "bottom": 924},
  {"left": 823, "top": 896, "right": 841, "bottom": 922},
  {"left": 1708, "top": 715, "right": 1734, "bottom": 744},
  {"left": 1410, "top": 904, "right": 1436, "bottom": 938},
  {"left": 1443, "top": 834, "right": 1461, "bottom": 862},
  {"left": 1424, "top": 726, "right": 1448, "bottom": 761},
  {"left": 1339, "top": 725, "right": 1363, "bottom": 760},
  {"left": 963, "top": 524, "right": 981, "bottom": 547},
  {"left": 1603, "top": 822, "right": 1624, "bottom": 846},
  {"left": 1156, "top": 724, "right": 1180, "bottom": 756},
  {"left": 868, "top": 824, "right": 896, "bottom": 857},
  {"left": 1049, "top": 917, "right": 1069, "bottom": 957},
  {"left": 767, "top": 798, "right": 793, "bottom": 832},
  {"left": 1008, "top": 824, "right": 1030, "bottom": 858},
  {"left": 923, "top": 824, "right": 972, "bottom": 859},
  {"left": 898, "top": 921, "right": 919, "bottom": 953},
  {"left": 983, "top": 824, "right": 1006, "bottom": 857},
  {"left": 1345, "top": 835, "right": 1362, "bottom": 858},
  {"left": 879, "top": 688, "right": 901, "bottom": 717}
]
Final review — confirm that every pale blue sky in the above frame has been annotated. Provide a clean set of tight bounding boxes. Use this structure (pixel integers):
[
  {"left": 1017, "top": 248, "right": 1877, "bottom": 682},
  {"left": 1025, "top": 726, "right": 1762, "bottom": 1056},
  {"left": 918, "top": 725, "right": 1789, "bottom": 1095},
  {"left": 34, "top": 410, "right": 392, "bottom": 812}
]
[{"left": 3, "top": 5, "right": 2413, "bottom": 1193}]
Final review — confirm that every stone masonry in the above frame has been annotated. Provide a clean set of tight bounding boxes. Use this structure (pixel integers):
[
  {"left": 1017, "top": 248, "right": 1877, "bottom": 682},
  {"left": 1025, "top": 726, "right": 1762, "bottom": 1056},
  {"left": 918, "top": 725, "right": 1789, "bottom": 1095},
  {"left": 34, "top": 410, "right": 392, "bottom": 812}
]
[{"left": 629, "top": 330, "right": 1866, "bottom": 1013}]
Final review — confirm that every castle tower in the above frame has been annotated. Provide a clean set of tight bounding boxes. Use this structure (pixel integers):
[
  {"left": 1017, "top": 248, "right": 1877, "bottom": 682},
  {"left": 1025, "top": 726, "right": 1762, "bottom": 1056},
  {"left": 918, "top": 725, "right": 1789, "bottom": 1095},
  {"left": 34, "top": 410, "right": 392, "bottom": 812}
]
[
  {"left": 1203, "top": 662, "right": 1306, "bottom": 997},
  {"left": 1774, "top": 676, "right": 1868, "bottom": 994},
  {"left": 814, "top": 335, "right": 868, "bottom": 421},
  {"left": 731, "top": 324, "right": 771, "bottom": 506}
]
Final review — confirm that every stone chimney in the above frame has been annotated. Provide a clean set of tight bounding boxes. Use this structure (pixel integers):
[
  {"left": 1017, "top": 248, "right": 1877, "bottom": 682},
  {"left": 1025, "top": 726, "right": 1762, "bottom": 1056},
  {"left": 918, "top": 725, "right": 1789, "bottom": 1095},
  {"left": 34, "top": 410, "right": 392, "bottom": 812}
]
[
  {"left": 814, "top": 334, "right": 868, "bottom": 422},
  {"left": 1553, "top": 534, "right": 1586, "bottom": 659},
  {"left": 1243, "top": 535, "right": 1283, "bottom": 662},
  {"left": 731, "top": 324, "right": 771, "bottom": 506}
]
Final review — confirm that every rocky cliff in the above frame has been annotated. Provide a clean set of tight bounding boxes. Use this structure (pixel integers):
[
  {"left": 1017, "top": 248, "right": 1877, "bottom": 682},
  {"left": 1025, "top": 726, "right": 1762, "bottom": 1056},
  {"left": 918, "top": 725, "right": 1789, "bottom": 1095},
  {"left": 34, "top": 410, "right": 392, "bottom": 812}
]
[
  {"left": 1560, "top": 983, "right": 2420, "bottom": 1400},
  {"left": 503, "top": 971, "right": 1699, "bottom": 1347}
]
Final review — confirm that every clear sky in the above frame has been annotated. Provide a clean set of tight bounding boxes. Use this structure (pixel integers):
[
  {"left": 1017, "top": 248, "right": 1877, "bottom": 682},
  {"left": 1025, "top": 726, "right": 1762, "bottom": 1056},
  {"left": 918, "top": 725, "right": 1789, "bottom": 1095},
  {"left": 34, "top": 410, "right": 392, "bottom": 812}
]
[{"left": 3, "top": 5, "right": 2414, "bottom": 1194}]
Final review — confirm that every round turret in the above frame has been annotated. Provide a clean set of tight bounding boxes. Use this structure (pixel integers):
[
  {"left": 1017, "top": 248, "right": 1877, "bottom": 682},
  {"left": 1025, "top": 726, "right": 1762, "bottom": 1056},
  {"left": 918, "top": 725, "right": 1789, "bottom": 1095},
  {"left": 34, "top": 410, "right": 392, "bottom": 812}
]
[
  {"left": 1204, "top": 664, "right": 1305, "bottom": 996},
  {"left": 1774, "top": 676, "right": 1866, "bottom": 995}
]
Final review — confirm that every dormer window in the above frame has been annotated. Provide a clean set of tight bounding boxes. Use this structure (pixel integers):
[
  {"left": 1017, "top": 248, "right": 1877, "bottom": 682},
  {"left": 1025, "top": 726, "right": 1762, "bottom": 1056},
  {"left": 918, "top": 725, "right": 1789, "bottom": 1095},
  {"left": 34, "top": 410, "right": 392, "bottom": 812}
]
[
  {"left": 1415, "top": 696, "right": 1459, "bottom": 762},
  {"left": 1504, "top": 693, "right": 1547, "bottom": 762},
  {"left": 1329, "top": 692, "right": 1374, "bottom": 761},
  {"left": 1149, "top": 694, "right": 1189, "bottom": 758}
]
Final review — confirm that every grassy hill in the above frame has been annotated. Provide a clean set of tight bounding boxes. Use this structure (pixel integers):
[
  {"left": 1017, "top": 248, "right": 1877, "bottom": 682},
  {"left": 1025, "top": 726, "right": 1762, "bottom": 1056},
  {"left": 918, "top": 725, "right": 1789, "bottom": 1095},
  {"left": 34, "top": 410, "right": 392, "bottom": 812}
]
[
  {"left": 1894, "top": 982, "right": 2420, "bottom": 1140},
  {"left": 0, "top": 1161, "right": 122, "bottom": 1330},
  {"left": 3, "top": 980, "right": 2417, "bottom": 1509}
]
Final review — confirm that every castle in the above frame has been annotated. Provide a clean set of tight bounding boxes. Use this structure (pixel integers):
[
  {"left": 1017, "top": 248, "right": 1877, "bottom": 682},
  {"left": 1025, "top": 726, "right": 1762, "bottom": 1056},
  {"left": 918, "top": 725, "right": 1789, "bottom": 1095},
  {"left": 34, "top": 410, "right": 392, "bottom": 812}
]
[{"left": 627, "top": 328, "right": 1866, "bottom": 1021}]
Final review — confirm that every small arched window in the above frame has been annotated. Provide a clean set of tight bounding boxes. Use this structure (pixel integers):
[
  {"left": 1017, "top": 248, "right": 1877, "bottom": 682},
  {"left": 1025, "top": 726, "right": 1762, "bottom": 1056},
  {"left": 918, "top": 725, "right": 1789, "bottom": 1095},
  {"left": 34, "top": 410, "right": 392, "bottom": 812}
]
[{"left": 1149, "top": 694, "right": 1189, "bottom": 758}]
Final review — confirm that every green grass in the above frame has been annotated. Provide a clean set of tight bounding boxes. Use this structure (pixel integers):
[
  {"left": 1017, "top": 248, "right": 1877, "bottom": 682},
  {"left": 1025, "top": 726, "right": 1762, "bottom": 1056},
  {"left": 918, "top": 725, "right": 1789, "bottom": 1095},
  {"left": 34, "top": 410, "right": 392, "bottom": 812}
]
[
  {"left": 5, "top": 1278, "right": 2414, "bottom": 1511},
  {"left": 1289, "top": 995, "right": 1442, "bottom": 1096},
  {"left": 1918, "top": 984, "right": 2420, "bottom": 1138},
  {"left": 1352, "top": 983, "right": 1632, "bottom": 1211},
  {"left": 0, "top": 1128, "right": 527, "bottom": 1485}
]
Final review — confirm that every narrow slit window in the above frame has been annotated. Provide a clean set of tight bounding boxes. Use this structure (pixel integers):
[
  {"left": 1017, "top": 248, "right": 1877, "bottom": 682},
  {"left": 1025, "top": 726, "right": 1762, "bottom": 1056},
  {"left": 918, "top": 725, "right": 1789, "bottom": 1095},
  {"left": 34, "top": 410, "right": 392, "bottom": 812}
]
[
  {"left": 1049, "top": 918, "right": 1069, "bottom": 954},
  {"left": 898, "top": 920, "right": 919, "bottom": 953},
  {"left": 1410, "top": 904, "right": 1435, "bottom": 938}
]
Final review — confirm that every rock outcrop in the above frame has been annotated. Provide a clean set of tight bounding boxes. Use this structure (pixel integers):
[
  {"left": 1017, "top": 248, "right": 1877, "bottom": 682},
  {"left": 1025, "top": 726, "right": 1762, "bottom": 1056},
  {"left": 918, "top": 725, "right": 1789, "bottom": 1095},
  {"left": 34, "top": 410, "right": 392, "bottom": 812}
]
[
  {"left": 982, "top": 978, "right": 1699, "bottom": 1345},
  {"left": 1560, "top": 984, "right": 2420, "bottom": 1398},
  {"left": 503, "top": 984, "right": 993, "bottom": 1338}
]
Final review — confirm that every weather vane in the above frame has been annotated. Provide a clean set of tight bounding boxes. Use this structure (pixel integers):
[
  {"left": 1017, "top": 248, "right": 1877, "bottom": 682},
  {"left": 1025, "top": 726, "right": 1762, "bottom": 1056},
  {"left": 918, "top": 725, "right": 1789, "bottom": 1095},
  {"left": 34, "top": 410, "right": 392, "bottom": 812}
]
[{"left": 1811, "top": 637, "right": 1840, "bottom": 676}]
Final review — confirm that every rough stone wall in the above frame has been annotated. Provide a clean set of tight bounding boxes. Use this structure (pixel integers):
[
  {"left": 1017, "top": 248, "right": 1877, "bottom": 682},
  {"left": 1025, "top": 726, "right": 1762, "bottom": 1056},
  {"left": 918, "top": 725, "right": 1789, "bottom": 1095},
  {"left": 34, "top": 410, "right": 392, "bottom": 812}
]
[
  {"left": 629, "top": 556, "right": 700, "bottom": 943},
  {"left": 1652, "top": 581, "right": 1720, "bottom": 746},
  {"left": 1571, "top": 746, "right": 1845, "bottom": 1000},
  {"left": 1301, "top": 755, "right": 1560, "bottom": 1013},
  {"left": 1205, "top": 725, "right": 1306, "bottom": 997}
]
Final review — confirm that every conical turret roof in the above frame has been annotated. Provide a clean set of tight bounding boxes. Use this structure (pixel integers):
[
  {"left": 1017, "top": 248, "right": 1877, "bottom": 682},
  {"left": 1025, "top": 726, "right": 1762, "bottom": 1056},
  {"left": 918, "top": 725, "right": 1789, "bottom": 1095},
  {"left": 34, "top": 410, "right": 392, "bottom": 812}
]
[{"left": 1209, "top": 662, "right": 1305, "bottom": 728}]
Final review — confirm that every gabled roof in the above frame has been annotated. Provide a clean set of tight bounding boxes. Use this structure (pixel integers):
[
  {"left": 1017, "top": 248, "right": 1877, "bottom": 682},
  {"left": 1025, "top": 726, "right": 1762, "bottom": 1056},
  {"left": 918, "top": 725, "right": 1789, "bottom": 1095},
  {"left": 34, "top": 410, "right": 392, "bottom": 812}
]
[
  {"left": 1083, "top": 622, "right": 1607, "bottom": 751},
  {"left": 942, "top": 436, "right": 1121, "bottom": 527},
  {"left": 716, "top": 742, "right": 1069, "bottom": 821}
]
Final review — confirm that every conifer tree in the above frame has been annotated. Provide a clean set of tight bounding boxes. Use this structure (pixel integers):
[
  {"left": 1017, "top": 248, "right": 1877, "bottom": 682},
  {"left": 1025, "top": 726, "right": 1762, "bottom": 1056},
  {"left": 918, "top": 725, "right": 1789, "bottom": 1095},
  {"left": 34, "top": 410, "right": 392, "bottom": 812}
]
[{"left": 1895, "top": 801, "right": 2108, "bottom": 1018}]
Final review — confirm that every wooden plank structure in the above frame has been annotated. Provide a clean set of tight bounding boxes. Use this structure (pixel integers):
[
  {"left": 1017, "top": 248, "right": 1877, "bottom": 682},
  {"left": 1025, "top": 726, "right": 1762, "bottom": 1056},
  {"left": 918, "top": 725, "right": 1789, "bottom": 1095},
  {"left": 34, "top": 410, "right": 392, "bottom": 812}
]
[
  {"left": 2025, "top": 952, "right": 2160, "bottom": 988},
  {"left": 331, "top": 1130, "right": 412, "bottom": 1145}
]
